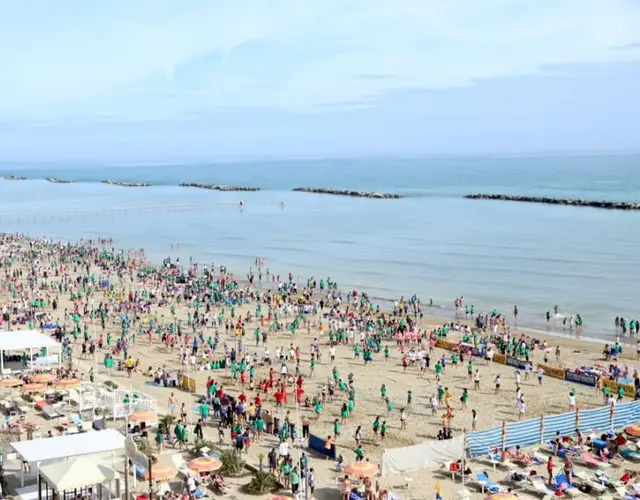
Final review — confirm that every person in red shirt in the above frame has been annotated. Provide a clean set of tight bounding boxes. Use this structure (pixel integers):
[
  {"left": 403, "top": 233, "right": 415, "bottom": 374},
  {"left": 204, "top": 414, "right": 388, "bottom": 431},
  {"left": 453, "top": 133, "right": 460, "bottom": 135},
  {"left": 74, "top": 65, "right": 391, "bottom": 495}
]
[
  {"left": 296, "top": 387, "right": 304, "bottom": 404},
  {"left": 547, "top": 457, "right": 554, "bottom": 485},
  {"left": 238, "top": 392, "right": 248, "bottom": 403},
  {"left": 254, "top": 394, "right": 262, "bottom": 407}
]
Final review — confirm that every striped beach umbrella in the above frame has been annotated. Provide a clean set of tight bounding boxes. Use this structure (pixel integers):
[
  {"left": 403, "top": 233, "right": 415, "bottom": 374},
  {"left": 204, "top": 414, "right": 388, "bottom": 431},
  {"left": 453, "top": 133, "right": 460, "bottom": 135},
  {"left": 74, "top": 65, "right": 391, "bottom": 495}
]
[
  {"left": 129, "top": 410, "right": 156, "bottom": 423},
  {"left": 343, "top": 461, "right": 379, "bottom": 477},
  {"left": 32, "top": 373, "right": 55, "bottom": 383},
  {"left": 55, "top": 378, "right": 81, "bottom": 389},
  {"left": 22, "top": 383, "right": 47, "bottom": 393},
  {"left": 143, "top": 464, "right": 177, "bottom": 481},
  {"left": 0, "top": 378, "right": 23, "bottom": 388},
  {"left": 188, "top": 456, "right": 222, "bottom": 473}
]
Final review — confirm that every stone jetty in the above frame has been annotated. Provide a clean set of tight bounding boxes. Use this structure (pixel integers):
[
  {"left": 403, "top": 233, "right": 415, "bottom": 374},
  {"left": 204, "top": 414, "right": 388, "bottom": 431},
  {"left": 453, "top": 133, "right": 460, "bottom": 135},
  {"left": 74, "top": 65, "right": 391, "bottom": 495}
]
[
  {"left": 46, "top": 177, "right": 73, "bottom": 184},
  {"left": 465, "top": 193, "right": 640, "bottom": 211},
  {"left": 293, "top": 187, "right": 403, "bottom": 199},
  {"left": 3, "top": 175, "right": 26, "bottom": 181},
  {"left": 101, "top": 180, "right": 151, "bottom": 187},
  {"left": 179, "top": 183, "right": 260, "bottom": 192}
]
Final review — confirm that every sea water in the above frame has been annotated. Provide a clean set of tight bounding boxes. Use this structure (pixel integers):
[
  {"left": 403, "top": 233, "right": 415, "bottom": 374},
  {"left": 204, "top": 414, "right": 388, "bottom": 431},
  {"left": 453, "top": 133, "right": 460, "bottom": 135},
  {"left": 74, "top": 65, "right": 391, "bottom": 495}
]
[{"left": 0, "top": 154, "right": 638, "bottom": 342}]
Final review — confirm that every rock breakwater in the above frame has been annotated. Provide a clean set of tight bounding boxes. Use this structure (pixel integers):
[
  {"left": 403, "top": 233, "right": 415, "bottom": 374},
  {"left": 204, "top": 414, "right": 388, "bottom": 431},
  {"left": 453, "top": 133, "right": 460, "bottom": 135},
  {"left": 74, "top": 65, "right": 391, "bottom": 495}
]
[
  {"left": 101, "top": 180, "right": 151, "bottom": 187},
  {"left": 179, "top": 183, "right": 260, "bottom": 192},
  {"left": 46, "top": 177, "right": 73, "bottom": 184},
  {"left": 293, "top": 187, "right": 403, "bottom": 199},
  {"left": 465, "top": 193, "right": 640, "bottom": 211}
]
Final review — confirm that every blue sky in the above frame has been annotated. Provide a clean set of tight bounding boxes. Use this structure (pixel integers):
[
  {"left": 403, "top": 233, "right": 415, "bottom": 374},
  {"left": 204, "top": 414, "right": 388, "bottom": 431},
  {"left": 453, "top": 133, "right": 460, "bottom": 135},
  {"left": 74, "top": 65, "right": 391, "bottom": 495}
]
[{"left": 1, "top": 0, "right": 640, "bottom": 161}]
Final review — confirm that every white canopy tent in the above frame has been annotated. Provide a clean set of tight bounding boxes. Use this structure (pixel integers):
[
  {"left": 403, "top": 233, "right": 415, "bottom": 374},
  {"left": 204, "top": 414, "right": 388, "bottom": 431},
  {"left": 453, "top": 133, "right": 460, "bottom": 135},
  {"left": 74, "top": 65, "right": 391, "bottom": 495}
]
[
  {"left": 0, "top": 329, "right": 61, "bottom": 374},
  {"left": 38, "top": 456, "right": 120, "bottom": 500},
  {"left": 12, "top": 428, "right": 125, "bottom": 486}
]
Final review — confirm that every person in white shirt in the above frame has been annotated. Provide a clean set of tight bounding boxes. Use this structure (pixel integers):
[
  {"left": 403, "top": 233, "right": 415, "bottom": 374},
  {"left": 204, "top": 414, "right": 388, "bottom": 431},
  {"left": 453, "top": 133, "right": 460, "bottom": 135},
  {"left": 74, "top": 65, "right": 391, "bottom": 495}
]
[
  {"left": 278, "top": 439, "right": 289, "bottom": 458},
  {"left": 568, "top": 392, "right": 576, "bottom": 412},
  {"left": 187, "top": 475, "right": 197, "bottom": 495},
  {"left": 518, "top": 398, "right": 526, "bottom": 420}
]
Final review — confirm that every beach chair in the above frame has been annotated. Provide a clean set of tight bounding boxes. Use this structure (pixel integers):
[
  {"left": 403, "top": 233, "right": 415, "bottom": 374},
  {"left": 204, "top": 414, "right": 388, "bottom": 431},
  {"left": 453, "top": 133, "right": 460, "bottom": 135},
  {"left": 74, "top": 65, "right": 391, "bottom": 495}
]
[
  {"left": 574, "top": 470, "right": 607, "bottom": 494},
  {"left": 41, "top": 404, "right": 59, "bottom": 419},
  {"left": 474, "top": 471, "right": 502, "bottom": 494},
  {"left": 553, "top": 474, "right": 583, "bottom": 498},
  {"left": 582, "top": 451, "right": 612, "bottom": 469},
  {"left": 613, "top": 486, "right": 630, "bottom": 500},
  {"left": 528, "top": 476, "right": 555, "bottom": 498}
]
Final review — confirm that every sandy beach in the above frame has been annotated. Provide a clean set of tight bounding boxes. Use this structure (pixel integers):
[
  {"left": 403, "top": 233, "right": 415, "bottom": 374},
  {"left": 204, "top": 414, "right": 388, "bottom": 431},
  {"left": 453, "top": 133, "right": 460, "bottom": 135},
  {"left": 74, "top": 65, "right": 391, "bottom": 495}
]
[{"left": 0, "top": 234, "right": 638, "bottom": 500}]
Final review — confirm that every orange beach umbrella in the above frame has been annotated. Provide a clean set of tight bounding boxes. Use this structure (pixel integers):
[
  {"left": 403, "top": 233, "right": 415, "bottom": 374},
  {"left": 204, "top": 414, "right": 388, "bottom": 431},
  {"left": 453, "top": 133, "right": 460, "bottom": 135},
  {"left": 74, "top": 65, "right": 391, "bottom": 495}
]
[
  {"left": 187, "top": 456, "right": 222, "bottom": 473},
  {"left": 0, "top": 378, "right": 23, "bottom": 388},
  {"left": 22, "top": 383, "right": 47, "bottom": 393},
  {"left": 32, "top": 373, "right": 55, "bottom": 383},
  {"left": 343, "top": 462, "right": 379, "bottom": 477},
  {"left": 129, "top": 410, "right": 156, "bottom": 423},
  {"left": 55, "top": 378, "right": 81, "bottom": 389},
  {"left": 143, "top": 464, "right": 177, "bottom": 481}
]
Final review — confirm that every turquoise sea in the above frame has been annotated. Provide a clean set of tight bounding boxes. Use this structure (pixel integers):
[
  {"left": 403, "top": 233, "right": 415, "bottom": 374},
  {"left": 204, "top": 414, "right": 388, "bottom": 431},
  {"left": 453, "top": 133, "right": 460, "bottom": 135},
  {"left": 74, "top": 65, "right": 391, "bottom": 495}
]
[{"left": 1, "top": 154, "right": 639, "bottom": 342}]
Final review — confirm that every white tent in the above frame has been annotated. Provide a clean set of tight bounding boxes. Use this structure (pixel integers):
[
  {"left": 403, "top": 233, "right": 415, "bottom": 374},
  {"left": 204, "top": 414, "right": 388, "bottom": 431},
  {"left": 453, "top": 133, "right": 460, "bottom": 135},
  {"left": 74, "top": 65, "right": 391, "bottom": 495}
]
[
  {"left": 39, "top": 456, "right": 119, "bottom": 492},
  {"left": 0, "top": 329, "right": 62, "bottom": 374}
]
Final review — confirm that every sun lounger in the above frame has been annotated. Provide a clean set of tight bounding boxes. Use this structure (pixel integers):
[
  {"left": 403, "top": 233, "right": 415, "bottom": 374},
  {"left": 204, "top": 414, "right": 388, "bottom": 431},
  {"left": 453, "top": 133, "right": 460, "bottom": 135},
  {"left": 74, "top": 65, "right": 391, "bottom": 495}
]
[
  {"left": 528, "top": 476, "right": 555, "bottom": 498},
  {"left": 574, "top": 471, "right": 607, "bottom": 494},
  {"left": 594, "top": 470, "right": 623, "bottom": 489},
  {"left": 553, "top": 474, "right": 583, "bottom": 498},
  {"left": 474, "top": 472, "right": 502, "bottom": 494},
  {"left": 582, "top": 451, "right": 612, "bottom": 469},
  {"left": 41, "top": 404, "right": 59, "bottom": 419}
]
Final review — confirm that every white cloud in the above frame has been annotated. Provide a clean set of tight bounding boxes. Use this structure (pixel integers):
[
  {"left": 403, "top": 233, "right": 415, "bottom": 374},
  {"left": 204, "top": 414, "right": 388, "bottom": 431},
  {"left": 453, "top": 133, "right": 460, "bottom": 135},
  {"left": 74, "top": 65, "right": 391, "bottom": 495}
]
[{"left": 0, "top": 0, "right": 639, "bottom": 120}]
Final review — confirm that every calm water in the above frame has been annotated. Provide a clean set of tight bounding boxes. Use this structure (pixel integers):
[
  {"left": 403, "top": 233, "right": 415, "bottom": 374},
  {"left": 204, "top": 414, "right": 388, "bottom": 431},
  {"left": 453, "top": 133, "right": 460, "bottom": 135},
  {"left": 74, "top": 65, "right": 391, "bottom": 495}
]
[{"left": 1, "top": 154, "right": 639, "bottom": 342}]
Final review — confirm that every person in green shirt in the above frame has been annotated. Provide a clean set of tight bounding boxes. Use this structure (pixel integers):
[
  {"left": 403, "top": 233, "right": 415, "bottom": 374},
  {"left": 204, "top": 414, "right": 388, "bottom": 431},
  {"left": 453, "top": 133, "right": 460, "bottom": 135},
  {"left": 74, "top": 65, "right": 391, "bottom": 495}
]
[
  {"left": 380, "top": 384, "right": 387, "bottom": 399},
  {"left": 290, "top": 466, "right": 300, "bottom": 495},
  {"left": 617, "top": 386, "right": 625, "bottom": 401},
  {"left": 407, "top": 390, "right": 413, "bottom": 408},
  {"left": 354, "top": 445, "right": 365, "bottom": 461},
  {"left": 333, "top": 418, "right": 341, "bottom": 438},
  {"left": 281, "top": 460, "right": 292, "bottom": 488},
  {"left": 380, "top": 420, "right": 387, "bottom": 441},
  {"left": 372, "top": 416, "right": 381, "bottom": 439}
]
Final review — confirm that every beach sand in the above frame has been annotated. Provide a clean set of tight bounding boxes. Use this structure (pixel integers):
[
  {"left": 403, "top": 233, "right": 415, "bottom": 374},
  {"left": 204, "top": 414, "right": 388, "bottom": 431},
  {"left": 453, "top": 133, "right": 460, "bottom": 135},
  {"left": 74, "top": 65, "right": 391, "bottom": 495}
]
[{"left": 0, "top": 236, "right": 638, "bottom": 500}]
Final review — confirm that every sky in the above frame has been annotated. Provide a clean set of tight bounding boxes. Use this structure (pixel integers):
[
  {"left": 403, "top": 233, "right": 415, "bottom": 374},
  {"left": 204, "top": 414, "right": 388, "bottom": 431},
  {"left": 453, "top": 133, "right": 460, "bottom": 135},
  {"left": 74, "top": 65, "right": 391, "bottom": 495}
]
[{"left": 1, "top": 0, "right": 640, "bottom": 161}]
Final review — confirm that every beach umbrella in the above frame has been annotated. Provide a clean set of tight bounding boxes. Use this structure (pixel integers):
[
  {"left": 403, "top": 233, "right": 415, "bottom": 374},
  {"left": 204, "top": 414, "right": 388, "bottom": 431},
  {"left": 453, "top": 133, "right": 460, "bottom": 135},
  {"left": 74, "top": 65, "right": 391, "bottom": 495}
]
[
  {"left": 32, "top": 373, "right": 55, "bottom": 383},
  {"left": 143, "top": 464, "right": 177, "bottom": 481},
  {"left": 343, "top": 462, "right": 379, "bottom": 477},
  {"left": 272, "top": 497, "right": 290, "bottom": 500},
  {"left": 129, "top": 410, "right": 156, "bottom": 423},
  {"left": 22, "top": 383, "right": 47, "bottom": 393},
  {"left": 0, "top": 378, "right": 23, "bottom": 388},
  {"left": 625, "top": 424, "right": 640, "bottom": 437},
  {"left": 187, "top": 456, "right": 222, "bottom": 473},
  {"left": 55, "top": 378, "right": 81, "bottom": 389}
]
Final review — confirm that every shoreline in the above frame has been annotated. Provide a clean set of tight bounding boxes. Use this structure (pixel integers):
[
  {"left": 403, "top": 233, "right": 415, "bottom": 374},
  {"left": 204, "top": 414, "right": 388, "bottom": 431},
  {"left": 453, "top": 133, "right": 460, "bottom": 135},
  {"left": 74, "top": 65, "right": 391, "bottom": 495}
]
[{"left": 1, "top": 231, "right": 632, "bottom": 349}]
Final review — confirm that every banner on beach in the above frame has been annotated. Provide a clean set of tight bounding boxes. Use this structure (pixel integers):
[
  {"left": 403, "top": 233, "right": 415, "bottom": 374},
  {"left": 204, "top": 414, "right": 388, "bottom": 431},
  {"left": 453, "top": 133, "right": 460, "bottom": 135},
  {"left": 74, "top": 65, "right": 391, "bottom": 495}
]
[
  {"left": 537, "top": 363, "right": 565, "bottom": 380},
  {"left": 493, "top": 353, "right": 507, "bottom": 365},
  {"left": 181, "top": 375, "right": 196, "bottom": 393},
  {"left": 506, "top": 356, "right": 528, "bottom": 370},
  {"left": 435, "top": 339, "right": 457, "bottom": 351},
  {"left": 564, "top": 370, "right": 597, "bottom": 387},
  {"left": 602, "top": 378, "right": 636, "bottom": 398}
]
